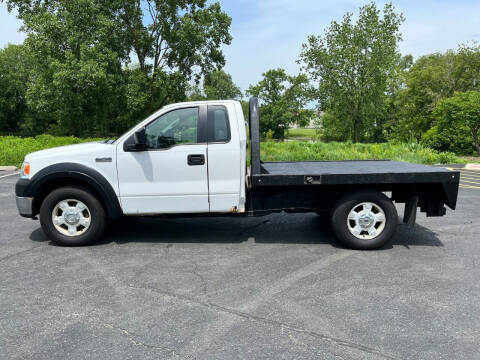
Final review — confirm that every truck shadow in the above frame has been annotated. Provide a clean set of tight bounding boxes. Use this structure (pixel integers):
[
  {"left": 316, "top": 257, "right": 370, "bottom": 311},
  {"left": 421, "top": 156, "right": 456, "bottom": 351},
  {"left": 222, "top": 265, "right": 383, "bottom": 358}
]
[{"left": 29, "top": 212, "right": 443, "bottom": 249}]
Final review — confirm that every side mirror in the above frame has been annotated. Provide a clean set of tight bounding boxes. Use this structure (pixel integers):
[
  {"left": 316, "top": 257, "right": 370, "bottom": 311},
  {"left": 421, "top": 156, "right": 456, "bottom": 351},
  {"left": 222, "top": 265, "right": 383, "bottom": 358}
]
[
  {"left": 124, "top": 127, "right": 147, "bottom": 152},
  {"left": 134, "top": 127, "right": 147, "bottom": 146}
]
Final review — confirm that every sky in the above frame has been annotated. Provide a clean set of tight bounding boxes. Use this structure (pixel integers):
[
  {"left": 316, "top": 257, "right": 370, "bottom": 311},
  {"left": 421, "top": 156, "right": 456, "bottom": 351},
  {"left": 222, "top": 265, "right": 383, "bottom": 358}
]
[{"left": 1, "top": 0, "right": 480, "bottom": 93}]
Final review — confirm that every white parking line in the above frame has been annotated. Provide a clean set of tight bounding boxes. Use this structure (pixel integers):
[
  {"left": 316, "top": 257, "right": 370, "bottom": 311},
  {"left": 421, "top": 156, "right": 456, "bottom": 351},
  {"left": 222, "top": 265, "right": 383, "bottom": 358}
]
[{"left": 0, "top": 172, "right": 20, "bottom": 179}]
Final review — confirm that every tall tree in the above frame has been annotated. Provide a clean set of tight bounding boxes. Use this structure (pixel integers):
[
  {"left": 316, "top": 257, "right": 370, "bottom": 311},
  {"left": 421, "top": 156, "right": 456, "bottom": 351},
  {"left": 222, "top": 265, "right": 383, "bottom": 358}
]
[
  {"left": 0, "top": 44, "right": 30, "bottom": 133},
  {"left": 247, "top": 68, "right": 314, "bottom": 139},
  {"left": 118, "top": 0, "right": 232, "bottom": 114},
  {"left": 390, "top": 44, "right": 480, "bottom": 142},
  {"left": 4, "top": 0, "right": 232, "bottom": 135},
  {"left": 5, "top": 0, "right": 128, "bottom": 135},
  {"left": 299, "top": 2, "right": 404, "bottom": 142}
]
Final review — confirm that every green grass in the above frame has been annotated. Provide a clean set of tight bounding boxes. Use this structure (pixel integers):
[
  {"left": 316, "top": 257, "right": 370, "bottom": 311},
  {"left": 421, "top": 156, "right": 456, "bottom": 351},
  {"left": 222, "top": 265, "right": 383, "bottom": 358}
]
[
  {"left": 0, "top": 135, "right": 103, "bottom": 167},
  {"left": 260, "top": 141, "right": 462, "bottom": 165},
  {"left": 459, "top": 156, "right": 480, "bottom": 163},
  {"left": 0, "top": 135, "right": 462, "bottom": 168},
  {"left": 286, "top": 128, "right": 316, "bottom": 140}
]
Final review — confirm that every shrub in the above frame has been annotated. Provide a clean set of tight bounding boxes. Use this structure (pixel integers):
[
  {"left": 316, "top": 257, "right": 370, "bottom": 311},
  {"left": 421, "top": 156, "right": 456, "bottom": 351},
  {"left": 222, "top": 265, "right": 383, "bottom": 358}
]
[
  {"left": 0, "top": 135, "right": 102, "bottom": 167},
  {"left": 421, "top": 125, "right": 476, "bottom": 155}
]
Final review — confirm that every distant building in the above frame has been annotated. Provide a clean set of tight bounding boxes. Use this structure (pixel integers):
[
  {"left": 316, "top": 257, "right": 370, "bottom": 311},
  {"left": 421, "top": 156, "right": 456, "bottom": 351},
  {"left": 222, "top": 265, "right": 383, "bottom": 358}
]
[{"left": 289, "top": 111, "right": 323, "bottom": 129}]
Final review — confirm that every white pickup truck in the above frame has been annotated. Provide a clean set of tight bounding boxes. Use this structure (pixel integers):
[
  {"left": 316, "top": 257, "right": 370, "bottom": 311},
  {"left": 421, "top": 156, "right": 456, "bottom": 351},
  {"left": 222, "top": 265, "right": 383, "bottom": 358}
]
[{"left": 15, "top": 98, "right": 460, "bottom": 249}]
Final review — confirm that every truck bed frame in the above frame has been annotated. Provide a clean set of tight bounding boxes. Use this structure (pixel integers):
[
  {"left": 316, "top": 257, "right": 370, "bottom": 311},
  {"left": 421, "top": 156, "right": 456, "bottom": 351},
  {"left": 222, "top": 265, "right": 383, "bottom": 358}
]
[{"left": 246, "top": 98, "right": 460, "bottom": 224}]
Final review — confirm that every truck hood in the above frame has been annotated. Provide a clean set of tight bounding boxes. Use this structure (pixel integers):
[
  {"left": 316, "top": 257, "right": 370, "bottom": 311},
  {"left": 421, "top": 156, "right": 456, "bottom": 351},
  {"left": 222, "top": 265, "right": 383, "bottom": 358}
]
[{"left": 25, "top": 141, "right": 113, "bottom": 161}]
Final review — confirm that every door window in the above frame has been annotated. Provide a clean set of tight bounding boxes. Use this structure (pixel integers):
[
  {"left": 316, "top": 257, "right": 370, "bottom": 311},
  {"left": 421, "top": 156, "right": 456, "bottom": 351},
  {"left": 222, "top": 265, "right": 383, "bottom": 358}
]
[
  {"left": 145, "top": 107, "right": 199, "bottom": 149},
  {"left": 208, "top": 106, "right": 231, "bottom": 143}
]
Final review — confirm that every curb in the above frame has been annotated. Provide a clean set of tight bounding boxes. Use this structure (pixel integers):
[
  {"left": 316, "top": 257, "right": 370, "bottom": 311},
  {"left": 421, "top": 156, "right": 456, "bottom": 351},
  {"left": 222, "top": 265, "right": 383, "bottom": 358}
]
[
  {"left": 465, "top": 163, "right": 480, "bottom": 171},
  {"left": 0, "top": 166, "right": 18, "bottom": 171}
]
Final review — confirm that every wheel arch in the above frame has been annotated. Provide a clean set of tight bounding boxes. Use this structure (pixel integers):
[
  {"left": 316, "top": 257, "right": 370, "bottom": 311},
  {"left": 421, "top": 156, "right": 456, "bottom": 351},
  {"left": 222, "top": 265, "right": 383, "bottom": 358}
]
[{"left": 22, "top": 163, "right": 122, "bottom": 219}]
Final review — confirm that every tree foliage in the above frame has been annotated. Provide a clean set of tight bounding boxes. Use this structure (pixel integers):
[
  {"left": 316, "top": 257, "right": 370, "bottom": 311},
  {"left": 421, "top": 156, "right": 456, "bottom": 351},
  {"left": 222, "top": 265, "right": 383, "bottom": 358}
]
[
  {"left": 299, "top": 2, "right": 404, "bottom": 142},
  {"left": 0, "top": 44, "right": 30, "bottom": 133},
  {"left": 389, "top": 44, "right": 480, "bottom": 143},
  {"left": 1, "top": 0, "right": 480, "bottom": 158},
  {"left": 2, "top": 0, "right": 232, "bottom": 136},
  {"left": 247, "top": 69, "right": 314, "bottom": 139},
  {"left": 119, "top": 0, "right": 232, "bottom": 113},
  {"left": 428, "top": 91, "right": 480, "bottom": 155},
  {"left": 187, "top": 70, "right": 241, "bottom": 101}
]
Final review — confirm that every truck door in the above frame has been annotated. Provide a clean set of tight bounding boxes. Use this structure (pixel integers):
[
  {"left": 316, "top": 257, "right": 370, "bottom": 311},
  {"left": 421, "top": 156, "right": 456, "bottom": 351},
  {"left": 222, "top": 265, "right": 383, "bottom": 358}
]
[
  {"left": 206, "top": 104, "right": 243, "bottom": 212},
  {"left": 116, "top": 106, "right": 210, "bottom": 214}
]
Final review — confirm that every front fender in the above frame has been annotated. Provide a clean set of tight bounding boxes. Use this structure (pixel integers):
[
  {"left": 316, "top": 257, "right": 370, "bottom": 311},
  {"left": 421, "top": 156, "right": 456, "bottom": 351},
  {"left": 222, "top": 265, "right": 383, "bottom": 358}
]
[{"left": 15, "top": 163, "right": 123, "bottom": 218}]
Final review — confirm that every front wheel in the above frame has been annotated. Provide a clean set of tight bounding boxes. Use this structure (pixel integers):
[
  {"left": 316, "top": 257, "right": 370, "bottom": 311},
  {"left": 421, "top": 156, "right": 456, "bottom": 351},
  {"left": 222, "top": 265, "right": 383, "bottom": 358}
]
[
  {"left": 330, "top": 190, "right": 398, "bottom": 250},
  {"left": 39, "top": 186, "right": 106, "bottom": 246}
]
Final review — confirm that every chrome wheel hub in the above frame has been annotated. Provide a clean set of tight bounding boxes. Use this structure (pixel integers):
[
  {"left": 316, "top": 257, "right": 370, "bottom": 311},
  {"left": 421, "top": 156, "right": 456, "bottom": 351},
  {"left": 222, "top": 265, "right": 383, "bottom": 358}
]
[
  {"left": 51, "top": 199, "right": 91, "bottom": 237},
  {"left": 347, "top": 202, "right": 386, "bottom": 240},
  {"left": 64, "top": 210, "right": 80, "bottom": 225},
  {"left": 359, "top": 213, "right": 374, "bottom": 228}
]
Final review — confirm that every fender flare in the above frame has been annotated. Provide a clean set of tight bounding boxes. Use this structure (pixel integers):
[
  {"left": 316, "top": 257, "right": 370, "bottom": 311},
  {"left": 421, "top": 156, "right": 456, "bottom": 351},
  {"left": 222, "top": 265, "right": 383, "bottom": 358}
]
[{"left": 16, "top": 163, "right": 123, "bottom": 218}]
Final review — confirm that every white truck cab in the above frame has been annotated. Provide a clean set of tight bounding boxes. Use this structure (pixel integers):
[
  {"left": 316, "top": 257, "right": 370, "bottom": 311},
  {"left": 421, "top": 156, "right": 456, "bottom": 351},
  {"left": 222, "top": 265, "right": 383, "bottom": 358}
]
[
  {"left": 15, "top": 98, "right": 460, "bottom": 249},
  {"left": 115, "top": 100, "right": 247, "bottom": 214},
  {"left": 17, "top": 100, "right": 247, "bottom": 213}
]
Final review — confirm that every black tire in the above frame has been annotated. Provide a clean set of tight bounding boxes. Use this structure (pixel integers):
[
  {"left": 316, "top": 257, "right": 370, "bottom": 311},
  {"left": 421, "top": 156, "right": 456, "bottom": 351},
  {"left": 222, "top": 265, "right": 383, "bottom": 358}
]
[
  {"left": 39, "top": 186, "right": 106, "bottom": 246},
  {"left": 330, "top": 190, "right": 398, "bottom": 250}
]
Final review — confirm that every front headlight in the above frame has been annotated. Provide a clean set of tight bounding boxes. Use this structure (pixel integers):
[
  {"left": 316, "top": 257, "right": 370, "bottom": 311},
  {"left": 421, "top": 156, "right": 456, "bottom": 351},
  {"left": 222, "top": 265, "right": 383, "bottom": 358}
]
[{"left": 21, "top": 161, "right": 30, "bottom": 178}]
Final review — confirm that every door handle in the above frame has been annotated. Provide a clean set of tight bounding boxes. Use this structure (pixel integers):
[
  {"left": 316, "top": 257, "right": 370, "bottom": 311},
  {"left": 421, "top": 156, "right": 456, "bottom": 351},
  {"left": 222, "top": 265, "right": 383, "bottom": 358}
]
[{"left": 187, "top": 154, "right": 205, "bottom": 165}]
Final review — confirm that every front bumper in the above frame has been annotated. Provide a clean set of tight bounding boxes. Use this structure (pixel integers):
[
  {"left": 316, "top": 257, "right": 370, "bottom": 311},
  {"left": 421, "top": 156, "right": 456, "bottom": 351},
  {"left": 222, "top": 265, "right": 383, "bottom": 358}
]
[
  {"left": 15, "top": 177, "right": 34, "bottom": 218},
  {"left": 15, "top": 196, "right": 33, "bottom": 218}
]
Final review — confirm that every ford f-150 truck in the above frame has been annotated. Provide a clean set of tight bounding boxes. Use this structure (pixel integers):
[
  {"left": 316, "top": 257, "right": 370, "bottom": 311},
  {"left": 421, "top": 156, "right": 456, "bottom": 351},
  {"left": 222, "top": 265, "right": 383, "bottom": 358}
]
[{"left": 15, "top": 98, "right": 460, "bottom": 249}]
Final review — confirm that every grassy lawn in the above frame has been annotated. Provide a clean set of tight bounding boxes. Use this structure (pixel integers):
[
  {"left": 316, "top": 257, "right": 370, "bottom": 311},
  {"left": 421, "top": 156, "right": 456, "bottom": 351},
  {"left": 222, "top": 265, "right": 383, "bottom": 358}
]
[
  {"left": 1, "top": 135, "right": 462, "bottom": 168},
  {"left": 286, "top": 128, "right": 316, "bottom": 140},
  {"left": 459, "top": 156, "right": 480, "bottom": 163},
  {"left": 260, "top": 141, "right": 461, "bottom": 165}
]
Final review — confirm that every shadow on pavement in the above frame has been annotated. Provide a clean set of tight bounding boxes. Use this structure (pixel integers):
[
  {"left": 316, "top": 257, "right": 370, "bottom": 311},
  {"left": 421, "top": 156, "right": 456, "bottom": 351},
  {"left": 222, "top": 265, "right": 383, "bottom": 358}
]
[{"left": 29, "top": 213, "right": 443, "bottom": 249}]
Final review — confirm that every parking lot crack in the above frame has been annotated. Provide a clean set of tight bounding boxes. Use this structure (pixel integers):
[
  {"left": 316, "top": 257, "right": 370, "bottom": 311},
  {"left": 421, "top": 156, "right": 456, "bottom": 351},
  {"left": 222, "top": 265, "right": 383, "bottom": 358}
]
[
  {"left": 102, "top": 321, "right": 188, "bottom": 358},
  {"left": 0, "top": 245, "right": 42, "bottom": 263},
  {"left": 186, "top": 258, "right": 209, "bottom": 297},
  {"left": 69, "top": 313, "right": 189, "bottom": 359},
  {"left": 129, "top": 284, "right": 399, "bottom": 360}
]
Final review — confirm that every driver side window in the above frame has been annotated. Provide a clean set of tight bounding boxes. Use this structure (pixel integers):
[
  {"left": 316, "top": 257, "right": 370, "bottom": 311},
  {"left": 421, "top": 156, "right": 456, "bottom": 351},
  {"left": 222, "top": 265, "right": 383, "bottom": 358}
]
[{"left": 145, "top": 107, "right": 199, "bottom": 149}]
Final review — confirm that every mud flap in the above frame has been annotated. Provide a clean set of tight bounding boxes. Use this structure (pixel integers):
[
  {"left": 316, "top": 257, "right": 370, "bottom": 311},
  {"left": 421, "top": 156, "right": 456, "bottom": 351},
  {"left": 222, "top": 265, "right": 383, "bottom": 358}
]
[{"left": 403, "top": 195, "right": 418, "bottom": 228}]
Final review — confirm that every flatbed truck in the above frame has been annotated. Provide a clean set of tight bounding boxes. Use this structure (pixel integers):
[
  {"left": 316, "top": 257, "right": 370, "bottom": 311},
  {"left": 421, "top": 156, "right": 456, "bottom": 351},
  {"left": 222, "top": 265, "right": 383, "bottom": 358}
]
[{"left": 15, "top": 98, "right": 460, "bottom": 249}]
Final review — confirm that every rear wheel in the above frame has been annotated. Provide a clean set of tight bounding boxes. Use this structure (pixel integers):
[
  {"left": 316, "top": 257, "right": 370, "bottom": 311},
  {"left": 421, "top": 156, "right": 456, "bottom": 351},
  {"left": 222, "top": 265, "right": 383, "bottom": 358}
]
[
  {"left": 330, "top": 190, "right": 398, "bottom": 250},
  {"left": 40, "top": 186, "right": 106, "bottom": 246}
]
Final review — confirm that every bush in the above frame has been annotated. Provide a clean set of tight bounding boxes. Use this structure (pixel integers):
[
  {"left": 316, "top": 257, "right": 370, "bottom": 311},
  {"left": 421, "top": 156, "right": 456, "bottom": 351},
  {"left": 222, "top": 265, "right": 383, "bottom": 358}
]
[
  {"left": 0, "top": 135, "right": 103, "bottom": 167},
  {"left": 421, "top": 125, "right": 476, "bottom": 155}
]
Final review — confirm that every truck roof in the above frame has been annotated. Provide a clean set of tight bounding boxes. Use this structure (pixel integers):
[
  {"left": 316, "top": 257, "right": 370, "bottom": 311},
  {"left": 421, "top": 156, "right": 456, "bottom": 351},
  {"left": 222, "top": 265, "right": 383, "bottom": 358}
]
[{"left": 160, "top": 99, "right": 241, "bottom": 110}]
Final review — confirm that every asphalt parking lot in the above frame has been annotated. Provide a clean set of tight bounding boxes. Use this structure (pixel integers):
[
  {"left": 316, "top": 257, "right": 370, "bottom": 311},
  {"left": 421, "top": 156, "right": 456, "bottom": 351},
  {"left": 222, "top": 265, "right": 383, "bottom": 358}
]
[{"left": 1, "top": 170, "right": 479, "bottom": 360}]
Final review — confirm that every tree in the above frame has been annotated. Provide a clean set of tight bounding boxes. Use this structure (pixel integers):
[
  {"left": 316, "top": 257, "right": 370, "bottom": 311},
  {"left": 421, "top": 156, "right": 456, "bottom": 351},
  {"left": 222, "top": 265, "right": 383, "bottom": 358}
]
[
  {"left": 117, "top": 0, "right": 232, "bottom": 113},
  {"left": 4, "top": 0, "right": 232, "bottom": 136},
  {"left": 247, "top": 68, "right": 314, "bottom": 139},
  {"left": 0, "top": 44, "right": 30, "bottom": 133},
  {"left": 432, "top": 91, "right": 480, "bottom": 155},
  {"left": 4, "top": 0, "right": 129, "bottom": 135},
  {"left": 204, "top": 70, "right": 241, "bottom": 100},
  {"left": 299, "top": 2, "right": 404, "bottom": 142},
  {"left": 390, "top": 44, "right": 480, "bottom": 143},
  {"left": 187, "top": 70, "right": 241, "bottom": 101}
]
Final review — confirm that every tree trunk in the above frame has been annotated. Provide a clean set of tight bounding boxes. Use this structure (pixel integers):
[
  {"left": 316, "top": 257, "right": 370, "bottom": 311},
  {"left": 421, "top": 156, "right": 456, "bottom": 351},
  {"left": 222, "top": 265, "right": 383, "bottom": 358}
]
[
  {"left": 353, "top": 117, "right": 359, "bottom": 143},
  {"left": 352, "top": 102, "right": 360, "bottom": 143},
  {"left": 473, "top": 127, "right": 480, "bottom": 156}
]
